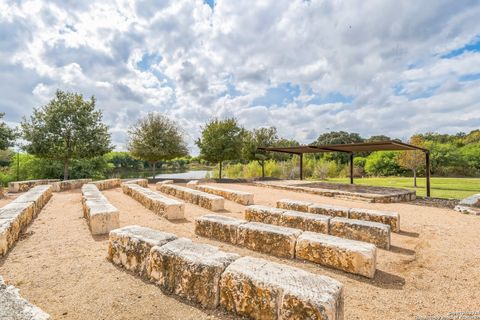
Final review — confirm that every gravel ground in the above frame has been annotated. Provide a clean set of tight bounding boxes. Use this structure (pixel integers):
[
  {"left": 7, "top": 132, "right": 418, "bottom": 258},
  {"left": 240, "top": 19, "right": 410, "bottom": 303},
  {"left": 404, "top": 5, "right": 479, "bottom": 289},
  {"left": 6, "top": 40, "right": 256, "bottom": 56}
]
[{"left": 0, "top": 182, "right": 479, "bottom": 319}]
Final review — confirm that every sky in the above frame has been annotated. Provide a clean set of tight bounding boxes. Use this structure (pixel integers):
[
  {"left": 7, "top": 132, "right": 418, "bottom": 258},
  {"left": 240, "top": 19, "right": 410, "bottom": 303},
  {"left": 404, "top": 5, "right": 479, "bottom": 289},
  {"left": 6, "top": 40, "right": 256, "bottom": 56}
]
[{"left": 1, "top": 0, "right": 480, "bottom": 154}]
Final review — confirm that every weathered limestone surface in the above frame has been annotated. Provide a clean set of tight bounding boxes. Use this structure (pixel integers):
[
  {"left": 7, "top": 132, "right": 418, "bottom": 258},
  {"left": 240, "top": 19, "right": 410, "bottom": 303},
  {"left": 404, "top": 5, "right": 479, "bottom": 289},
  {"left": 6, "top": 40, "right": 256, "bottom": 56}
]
[
  {"left": 308, "top": 204, "right": 349, "bottom": 218},
  {"left": 280, "top": 210, "right": 330, "bottom": 234},
  {"left": 330, "top": 217, "right": 391, "bottom": 249},
  {"left": 348, "top": 208, "right": 400, "bottom": 232},
  {"left": 454, "top": 194, "right": 480, "bottom": 215},
  {"left": 1, "top": 185, "right": 52, "bottom": 256},
  {"left": 237, "top": 222, "right": 302, "bottom": 258},
  {"left": 0, "top": 276, "right": 51, "bottom": 320},
  {"left": 108, "top": 225, "right": 177, "bottom": 277},
  {"left": 195, "top": 185, "right": 254, "bottom": 205},
  {"left": 244, "top": 205, "right": 285, "bottom": 225},
  {"left": 124, "top": 178, "right": 149, "bottom": 188},
  {"left": 195, "top": 214, "right": 246, "bottom": 244},
  {"left": 296, "top": 232, "right": 376, "bottom": 278},
  {"left": 52, "top": 179, "right": 92, "bottom": 192},
  {"left": 276, "top": 199, "right": 313, "bottom": 212},
  {"left": 8, "top": 179, "right": 59, "bottom": 193},
  {"left": 186, "top": 180, "right": 200, "bottom": 187},
  {"left": 122, "top": 183, "right": 185, "bottom": 220},
  {"left": 220, "top": 256, "right": 344, "bottom": 320},
  {"left": 157, "top": 183, "right": 224, "bottom": 211},
  {"left": 91, "top": 178, "right": 121, "bottom": 190},
  {"left": 149, "top": 238, "right": 239, "bottom": 309},
  {"left": 81, "top": 184, "right": 119, "bottom": 235},
  {"left": 156, "top": 180, "right": 174, "bottom": 185}
]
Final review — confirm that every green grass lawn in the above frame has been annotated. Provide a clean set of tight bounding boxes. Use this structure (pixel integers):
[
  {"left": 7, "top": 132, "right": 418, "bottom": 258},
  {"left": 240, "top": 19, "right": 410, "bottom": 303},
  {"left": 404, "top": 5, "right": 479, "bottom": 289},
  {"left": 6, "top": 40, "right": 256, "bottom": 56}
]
[{"left": 326, "top": 177, "right": 480, "bottom": 199}]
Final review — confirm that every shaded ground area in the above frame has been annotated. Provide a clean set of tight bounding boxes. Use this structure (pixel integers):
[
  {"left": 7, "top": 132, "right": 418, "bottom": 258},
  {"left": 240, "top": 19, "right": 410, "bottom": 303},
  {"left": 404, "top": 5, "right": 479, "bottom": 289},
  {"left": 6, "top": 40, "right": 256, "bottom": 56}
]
[{"left": 0, "top": 182, "right": 479, "bottom": 319}]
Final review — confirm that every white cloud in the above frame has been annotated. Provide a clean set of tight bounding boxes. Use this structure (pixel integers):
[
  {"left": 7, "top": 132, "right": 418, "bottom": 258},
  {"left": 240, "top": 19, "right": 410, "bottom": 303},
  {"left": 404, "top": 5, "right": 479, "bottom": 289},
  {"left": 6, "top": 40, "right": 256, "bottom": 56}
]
[{"left": 0, "top": 0, "right": 479, "bottom": 154}]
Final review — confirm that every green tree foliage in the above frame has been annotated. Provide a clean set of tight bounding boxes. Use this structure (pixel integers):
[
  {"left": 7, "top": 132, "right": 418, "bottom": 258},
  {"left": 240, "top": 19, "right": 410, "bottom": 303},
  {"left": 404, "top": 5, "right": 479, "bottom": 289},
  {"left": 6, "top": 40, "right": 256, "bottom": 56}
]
[
  {"left": 364, "top": 151, "right": 403, "bottom": 176},
  {"left": 242, "top": 127, "right": 279, "bottom": 178},
  {"left": 460, "top": 143, "right": 480, "bottom": 171},
  {"left": 196, "top": 118, "right": 243, "bottom": 178},
  {"left": 128, "top": 113, "right": 188, "bottom": 177},
  {"left": 313, "top": 131, "right": 364, "bottom": 163},
  {"left": 0, "top": 113, "right": 16, "bottom": 150},
  {"left": 21, "top": 90, "right": 112, "bottom": 180},
  {"left": 398, "top": 135, "right": 425, "bottom": 187},
  {"left": 104, "top": 151, "right": 144, "bottom": 170}
]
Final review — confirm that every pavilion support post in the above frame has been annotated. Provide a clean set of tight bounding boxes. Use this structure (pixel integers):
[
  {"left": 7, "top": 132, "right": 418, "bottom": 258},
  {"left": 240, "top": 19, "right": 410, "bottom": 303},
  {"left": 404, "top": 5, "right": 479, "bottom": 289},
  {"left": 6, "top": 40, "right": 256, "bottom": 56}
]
[
  {"left": 349, "top": 153, "right": 354, "bottom": 184},
  {"left": 425, "top": 151, "right": 431, "bottom": 197},
  {"left": 299, "top": 153, "right": 303, "bottom": 180}
]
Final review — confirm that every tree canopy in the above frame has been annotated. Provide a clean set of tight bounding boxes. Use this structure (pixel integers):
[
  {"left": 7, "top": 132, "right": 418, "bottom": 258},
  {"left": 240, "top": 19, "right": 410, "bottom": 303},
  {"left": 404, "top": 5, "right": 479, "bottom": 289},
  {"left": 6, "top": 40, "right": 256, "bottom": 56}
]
[
  {"left": 0, "top": 112, "right": 16, "bottom": 150},
  {"left": 242, "top": 127, "right": 279, "bottom": 177},
  {"left": 127, "top": 113, "right": 188, "bottom": 177},
  {"left": 196, "top": 118, "right": 243, "bottom": 178},
  {"left": 21, "top": 90, "right": 112, "bottom": 180}
]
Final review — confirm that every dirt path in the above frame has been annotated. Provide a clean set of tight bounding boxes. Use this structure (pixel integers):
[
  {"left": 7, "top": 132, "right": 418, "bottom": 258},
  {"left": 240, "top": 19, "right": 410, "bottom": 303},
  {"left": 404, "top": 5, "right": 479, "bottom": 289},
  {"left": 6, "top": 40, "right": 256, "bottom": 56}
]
[{"left": 1, "top": 183, "right": 479, "bottom": 319}]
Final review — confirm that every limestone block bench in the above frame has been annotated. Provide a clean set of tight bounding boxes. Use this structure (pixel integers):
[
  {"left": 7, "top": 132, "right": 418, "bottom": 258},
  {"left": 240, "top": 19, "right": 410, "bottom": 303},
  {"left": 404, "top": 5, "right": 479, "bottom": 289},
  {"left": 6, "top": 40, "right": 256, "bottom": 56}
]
[
  {"left": 0, "top": 276, "right": 51, "bottom": 320},
  {"left": 193, "top": 185, "right": 254, "bottom": 205},
  {"left": 329, "top": 217, "right": 390, "bottom": 250},
  {"left": 124, "top": 178, "right": 148, "bottom": 187},
  {"left": 108, "top": 225, "right": 345, "bottom": 317},
  {"left": 91, "top": 178, "right": 121, "bottom": 190},
  {"left": 52, "top": 179, "right": 92, "bottom": 192},
  {"left": 245, "top": 205, "right": 330, "bottom": 234},
  {"left": 122, "top": 183, "right": 184, "bottom": 220},
  {"left": 277, "top": 198, "right": 400, "bottom": 232},
  {"left": 1, "top": 185, "right": 52, "bottom": 256},
  {"left": 156, "top": 183, "right": 224, "bottom": 211},
  {"left": 220, "top": 256, "right": 344, "bottom": 319},
  {"left": 195, "top": 214, "right": 377, "bottom": 278},
  {"left": 81, "top": 184, "right": 119, "bottom": 235},
  {"left": 8, "top": 179, "right": 59, "bottom": 193}
]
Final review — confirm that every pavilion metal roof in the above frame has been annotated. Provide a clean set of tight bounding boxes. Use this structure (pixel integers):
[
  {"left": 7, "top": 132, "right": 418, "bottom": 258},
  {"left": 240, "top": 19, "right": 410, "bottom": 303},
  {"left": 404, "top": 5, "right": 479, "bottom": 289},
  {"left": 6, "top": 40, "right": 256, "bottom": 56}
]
[{"left": 258, "top": 140, "right": 428, "bottom": 154}]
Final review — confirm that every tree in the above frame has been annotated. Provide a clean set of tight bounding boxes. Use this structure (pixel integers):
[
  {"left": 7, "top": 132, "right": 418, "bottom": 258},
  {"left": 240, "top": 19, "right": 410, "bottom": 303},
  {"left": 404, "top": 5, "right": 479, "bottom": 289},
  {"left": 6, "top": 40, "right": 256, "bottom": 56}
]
[
  {"left": 21, "top": 90, "right": 112, "bottom": 180},
  {"left": 127, "top": 113, "right": 188, "bottom": 177},
  {"left": 242, "top": 127, "right": 279, "bottom": 178},
  {"left": 196, "top": 118, "right": 243, "bottom": 179},
  {"left": 313, "top": 131, "right": 364, "bottom": 163},
  {"left": 398, "top": 135, "right": 425, "bottom": 187},
  {"left": 364, "top": 151, "right": 403, "bottom": 176},
  {"left": 0, "top": 113, "right": 16, "bottom": 151}
]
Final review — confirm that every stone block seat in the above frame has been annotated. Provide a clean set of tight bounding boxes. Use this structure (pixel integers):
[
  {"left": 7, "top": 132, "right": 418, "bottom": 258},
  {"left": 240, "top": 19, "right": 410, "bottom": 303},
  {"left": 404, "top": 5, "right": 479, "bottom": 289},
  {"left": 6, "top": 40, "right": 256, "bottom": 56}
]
[
  {"left": 329, "top": 217, "right": 391, "bottom": 249},
  {"left": 220, "top": 256, "right": 344, "bottom": 319},
  {"left": 0, "top": 276, "right": 51, "bottom": 320},
  {"left": 122, "top": 183, "right": 185, "bottom": 220},
  {"left": 108, "top": 225, "right": 345, "bottom": 318},
  {"left": 81, "top": 184, "right": 120, "bottom": 235},
  {"left": 91, "top": 178, "right": 121, "bottom": 190},
  {"left": 8, "top": 179, "right": 59, "bottom": 193},
  {"left": 156, "top": 183, "right": 224, "bottom": 211},
  {"left": 193, "top": 184, "right": 254, "bottom": 205},
  {"left": 0, "top": 185, "right": 52, "bottom": 256},
  {"left": 277, "top": 198, "right": 400, "bottom": 233},
  {"left": 52, "top": 179, "right": 92, "bottom": 192},
  {"left": 124, "top": 178, "right": 149, "bottom": 188}
]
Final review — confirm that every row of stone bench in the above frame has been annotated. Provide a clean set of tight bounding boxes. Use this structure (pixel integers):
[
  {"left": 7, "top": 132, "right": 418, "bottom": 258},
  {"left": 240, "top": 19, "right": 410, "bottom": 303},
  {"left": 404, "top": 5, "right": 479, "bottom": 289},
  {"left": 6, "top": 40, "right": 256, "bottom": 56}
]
[
  {"left": 195, "top": 214, "right": 377, "bottom": 278},
  {"left": 192, "top": 184, "right": 254, "bottom": 205},
  {"left": 156, "top": 183, "right": 224, "bottom": 211},
  {"left": 277, "top": 198, "right": 400, "bottom": 232},
  {"left": 81, "top": 184, "right": 120, "bottom": 235},
  {"left": 90, "top": 178, "right": 121, "bottom": 191},
  {"left": 0, "top": 185, "right": 52, "bottom": 256},
  {"left": 122, "top": 183, "right": 185, "bottom": 220},
  {"left": 0, "top": 276, "right": 51, "bottom": 320},
  {"left": 108, "top": 225, "right": 344, "bottom": 319},
  {"left": 7, "top": 178, "right": 92, "bottom": 193},
  {"left": 246, "top": 205, "right": 391, "bottom": 249}
]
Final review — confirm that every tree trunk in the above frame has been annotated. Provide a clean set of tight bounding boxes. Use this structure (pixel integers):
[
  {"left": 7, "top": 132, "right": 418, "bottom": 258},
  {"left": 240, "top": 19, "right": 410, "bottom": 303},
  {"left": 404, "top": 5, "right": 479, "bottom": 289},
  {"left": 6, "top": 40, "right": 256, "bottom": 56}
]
[
  {"left": 63, "top": 159, "right": 69, "bottom": 180},
  {"left": 413, "top": 169, "right": 417, "bottom": 187},
  {"left": 261, "top": 159, "right": 265, "bottom": 179},
  {"left": 152, "top": 162, "right": 156, "bottom": 179},
  {"left": 219, "top": 161, "right": 222, "bottom": 179}
]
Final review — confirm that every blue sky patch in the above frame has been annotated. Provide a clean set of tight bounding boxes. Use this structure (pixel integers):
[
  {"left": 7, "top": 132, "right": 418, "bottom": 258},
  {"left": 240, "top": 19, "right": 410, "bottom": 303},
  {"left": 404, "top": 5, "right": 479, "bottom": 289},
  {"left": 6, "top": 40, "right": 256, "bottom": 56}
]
[
  {"left": 204, "top": 0, "right": 215, "bottom": 9},
  {"left": 307, "top": 91, "right": 353, "bottom": 105},
  {"left": 136, "top": 52, "right": 162, "bottom": 71},
  {"left": 459, "top": 73, "right": 480, "bottom": 82},
  {"left": 441, "top": 35, "right": 480, "bottom": 59},
  {"left": 394, "top": 83, "right": 439, "bottom": 100},
  {"left": 252, "top": 82, "right": 300, "bottom": 107}
]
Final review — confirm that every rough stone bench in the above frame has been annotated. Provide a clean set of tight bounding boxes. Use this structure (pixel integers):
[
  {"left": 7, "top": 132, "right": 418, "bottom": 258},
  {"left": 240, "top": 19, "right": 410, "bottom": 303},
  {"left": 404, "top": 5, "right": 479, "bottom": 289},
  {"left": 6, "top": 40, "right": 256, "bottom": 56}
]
[
  {"left": 157, "top": 180, "right": 174, "bottom": 185},
  {"left": 124, "top": 178, "right": 148, "bottom": 188},
  {"left": 296, "top": 232, "right": 377, "bottom": 278},
  {"left": 81, "top": 184, "right": 120, "bottom": 235},
  {"left": 245, "top": 205, "right": 330, "bottom": 234},
  {"left": 122, "top": 183, "right": 185, "bottom": 220},
  {"left": 108, "top": 225, "right": 177, "bottom": 277},
  {"left": 1, "top": 185, "right": 52, "bottom": 256},
  {"left": 195, "top": 214, "right": 245, "bottom": 244},
  {"left": 8, "top": 179, "right": 59, "bottom": 193},
  {"left": 330, "top": 217, "right": 391, "bottom": 249},
  {"left": 52, "top": 179, "right": 92, "bottom": 192},
  {"left": 277, "top": 198, "right": 400, "bottom": 232},
  {"left": 186, "top": 180, "right": 199, "bottom": 187},
  {"left": 220, "top": 256, "right": 344, "bottom": 319},
  {"left": 194, "top": 185, "right": 254, "bottom": 205},
  {"left": 149, "top": 238, "right": 239, "bottom": 309},
  {"left": 157, "top": 183, "right": 224, "bottom": 211},
  {"left": 0, "top": 276, "right": 51, "bottom": 320},
  {"left": 91, "top": 178, "right": 121, "bottom": 190}
]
